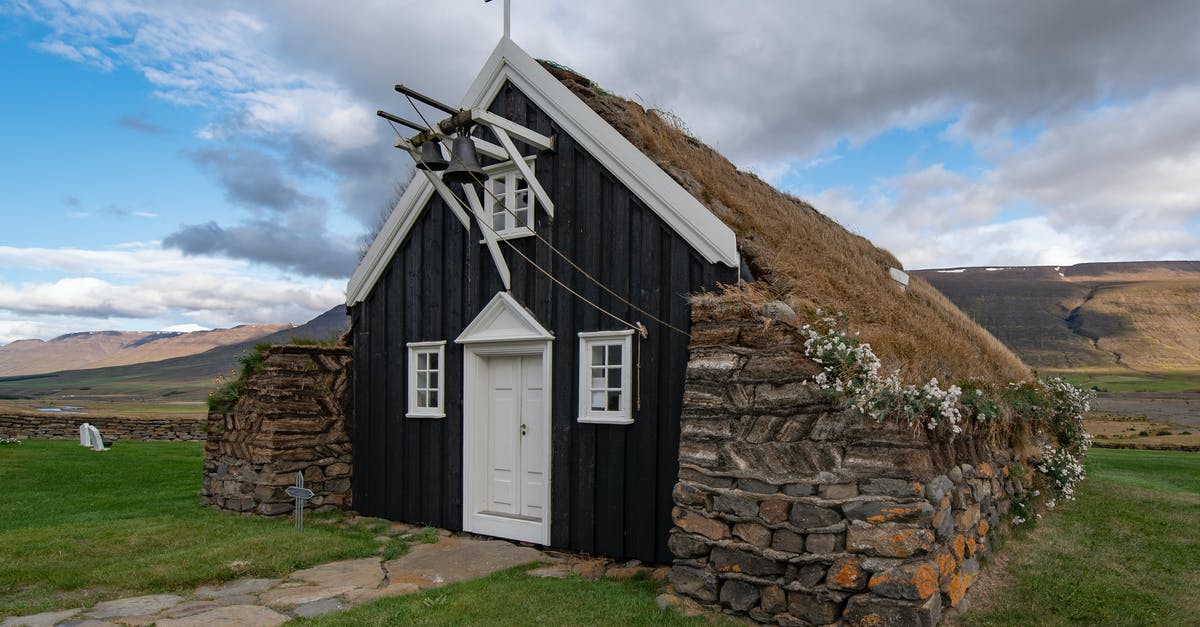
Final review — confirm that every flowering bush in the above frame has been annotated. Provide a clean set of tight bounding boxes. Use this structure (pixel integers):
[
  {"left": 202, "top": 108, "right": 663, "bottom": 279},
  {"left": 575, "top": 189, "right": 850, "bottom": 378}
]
[
  {"left": 801, "top": 314, "right": 962, "bottom": 434},
  {"left": 0, "top": 436, "right": 21, "bottom": 445},
  {"left": 1037, "top": 443, "right": 1088, "bottom": 506}
]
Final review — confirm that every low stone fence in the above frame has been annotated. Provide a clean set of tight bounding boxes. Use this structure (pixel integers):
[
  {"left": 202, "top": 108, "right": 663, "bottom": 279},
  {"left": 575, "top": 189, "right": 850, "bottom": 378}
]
[
  {"left": 201, "top": 345, "right": 353, "bottom": 516},
  {"left": 0, "top": 414, "right": 205, "bottom": 441},
  {"left": 668, "top": 297, "right": 1029, "bottom": 625}
]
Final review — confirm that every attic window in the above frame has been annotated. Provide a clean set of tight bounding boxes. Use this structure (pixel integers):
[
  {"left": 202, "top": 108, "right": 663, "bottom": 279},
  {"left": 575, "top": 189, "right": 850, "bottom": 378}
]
[
  {"left": 484, "top": 157, "right": 537, "bottom": 240},
  {"left": 577, "top": 330, "right": 634, "bottom": 425},
  {"left": 407, "top": 341, "right": 445, "bottom": 418}
]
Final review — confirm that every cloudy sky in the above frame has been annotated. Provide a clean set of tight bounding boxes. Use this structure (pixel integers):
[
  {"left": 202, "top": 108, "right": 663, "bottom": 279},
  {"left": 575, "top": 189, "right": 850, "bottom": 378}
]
[{"left": 2, "top": 0, "right": 1198, "bottom": 344}]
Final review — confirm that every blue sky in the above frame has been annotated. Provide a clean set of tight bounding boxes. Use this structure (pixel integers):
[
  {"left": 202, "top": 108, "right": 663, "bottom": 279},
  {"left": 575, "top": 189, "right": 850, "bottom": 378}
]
[{"left": 1, "top": 1, "right": 1198, "bottom": 343}]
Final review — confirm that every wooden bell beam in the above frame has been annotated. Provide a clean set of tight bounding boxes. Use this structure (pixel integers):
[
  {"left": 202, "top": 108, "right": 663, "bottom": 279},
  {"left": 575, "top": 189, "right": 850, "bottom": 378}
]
[{"left": 393, "top": 137, "right": 472, "bottom": 230}]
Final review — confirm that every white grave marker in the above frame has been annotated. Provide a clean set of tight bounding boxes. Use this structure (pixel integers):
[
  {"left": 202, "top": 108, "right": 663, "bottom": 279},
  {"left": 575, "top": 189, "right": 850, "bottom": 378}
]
[
  {"left": 88, "top": 425, "right": 106, "bottom": 451},
  {"left": 80, "top": 423, "right": 92, "bottom": 446}
]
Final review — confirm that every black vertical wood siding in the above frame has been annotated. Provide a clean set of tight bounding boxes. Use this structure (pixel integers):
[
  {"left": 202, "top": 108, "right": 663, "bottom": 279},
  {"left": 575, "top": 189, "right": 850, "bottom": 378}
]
[{"left": 350, "top": 81, "right": 737, "bottom": 563}]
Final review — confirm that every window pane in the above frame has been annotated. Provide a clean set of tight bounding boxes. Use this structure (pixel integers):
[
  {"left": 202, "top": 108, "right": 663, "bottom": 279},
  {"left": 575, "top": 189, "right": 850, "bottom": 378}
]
[
  {"left": 591, "top": 391, "right": 606, "bottom": 411},
  {"left": 607, "top": 391, "right": 621, "bottom": 411},
  {"left": 494, "top": 178, "right": 506, "bottom": 195},
  {"left": 591, "top": 345, "right": 605, "bottom": 366},
  {"left": 417, "top": 390, "right": 428, "bottom": 408},
  {"left": 429, "top": 371, "right": 438, "bottom": 389},
  {"left": 428, "top": 391, "right": 438, "bottom": 407},
  {"left": 515, "top": 189, "right": 530, "bottom": 209},
  {"left": 428, "top": 352, "right": 438, "bottom": 369},
  {"left": 493, "top": 210, "right": 505, "bottom": 231},
  {"left": 591, "top": 367, "right": 605, "bottom": 386},
  {"left": 417, "top": 353, "right": 427, "bottom": 369},
  {"left": 608, "top": 367, "right": 621, "bottom": 388},
  {"left": 417, "top": 371, "right": 427, "bottom": 389},
  {"left": 515, "top": 176, "right": 528, "bottom": 190},
  {"left": 515, "top": 207, "right": 528, "bottom": 227},
  {"left": 608, "top": 344, "right": 622, "bottom": 365}
]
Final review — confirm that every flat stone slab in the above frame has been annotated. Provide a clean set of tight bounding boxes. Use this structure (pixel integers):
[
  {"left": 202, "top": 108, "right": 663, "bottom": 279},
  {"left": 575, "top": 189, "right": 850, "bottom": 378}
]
[
  {"left": 85, "top": 594, "right": 183, "bottom": 619},
  {"left": 292, "top": 598, "right": 347, "bottom": 618},
  {"left": 1, "top": 608, "right": 81, "bottom": 627},
  {"left": 383, "top": 537, "right": 546, "bottom": 588},
  {"left": 155, "top": 605, "right": 289, "bottom": 627},
  {"left": 58, "top": 621, "right": 119, "bottom": 627},
  {"left": 259, "top": 584, "right": 355, "bottom": 608},
  {"left": 526, "top": 565, "right": 571, "bottom": 578},
  {"left": 194, "top": 578, "right": 280, "bottom": 599},
  {"left": 289, "top": 557, "right": 384, "bottom": 589},
  {"left": 343, "top": 582, "right": 421, "bottom": 605}
]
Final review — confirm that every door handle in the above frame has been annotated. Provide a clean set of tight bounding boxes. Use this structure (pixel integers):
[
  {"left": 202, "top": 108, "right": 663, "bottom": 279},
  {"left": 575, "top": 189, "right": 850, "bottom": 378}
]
[{"left": 521, "top": 424, "right": 527, "bottom": 436}]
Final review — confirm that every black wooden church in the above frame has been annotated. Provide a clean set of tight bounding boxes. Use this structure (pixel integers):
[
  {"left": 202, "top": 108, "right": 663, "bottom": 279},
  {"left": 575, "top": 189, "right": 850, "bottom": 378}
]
[{"left": 346, "top": 37, "right": 740, "bottom": 563}]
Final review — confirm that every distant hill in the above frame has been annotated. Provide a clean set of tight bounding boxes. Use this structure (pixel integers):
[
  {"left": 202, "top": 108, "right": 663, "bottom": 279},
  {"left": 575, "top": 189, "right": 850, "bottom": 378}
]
[
  {"left": 0, "top": 305, "right": 348, "bottom": 404},
  {"left": 0, "top": 324, "right": 294, "bottom": 377},
  {"left": 914, "top": 261, "right": 1200, "bottom": 375}
]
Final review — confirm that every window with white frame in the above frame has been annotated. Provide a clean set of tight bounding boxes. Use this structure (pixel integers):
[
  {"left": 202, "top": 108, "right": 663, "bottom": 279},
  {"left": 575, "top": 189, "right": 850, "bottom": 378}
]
[
  {"left": 407, "top": 341, "right": 446, "bottom": 418},
  {"left": 485, "top": 165, "right": 536, "bottom": 239},
  {"left": 577, "top": 330, "right": 634, "bottom": 424}
]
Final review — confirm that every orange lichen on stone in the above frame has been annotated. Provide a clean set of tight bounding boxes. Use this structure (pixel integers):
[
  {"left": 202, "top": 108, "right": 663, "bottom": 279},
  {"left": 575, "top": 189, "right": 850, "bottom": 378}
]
[
  {"left": 828, "top": 557, "right": 868, "bottom": 591},
  {"left": 978, "top": 519, "right": 989, "bottom": 536},
  {"left": 935, "top": 550, "right": 958, "bottom": 580},
  {"left": 976, "top": 462, "right": 994, "bottom": 478},
  {"left": 852, "top": 614, "right": 884, "bottom": 627},
  {"left": 952, "top": 534, "right": 966, "bottom": 560},
  {"left": 946, "top": 571, "right": 976, "bottom": 606},
  {"left": 1002, "top": 465, "right": 1010, "bottom": 477},
  {"left": 966, "top": 536, "right": 978, "bottom": 556},
  {"left": 912, "top": 563, "right": 939, "bottom": 599}
]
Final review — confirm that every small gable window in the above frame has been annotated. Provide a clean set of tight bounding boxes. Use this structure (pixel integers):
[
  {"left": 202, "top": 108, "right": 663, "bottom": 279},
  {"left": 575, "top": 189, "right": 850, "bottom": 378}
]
[
  {"left": 407, "top": 341, "right": 446, "bottom": 418},
  {"left": 485, "top": 163, "right": 536, "bottom": 239},
  {"left": 577, "top": 330, "right": 634, "bottom": 424}
]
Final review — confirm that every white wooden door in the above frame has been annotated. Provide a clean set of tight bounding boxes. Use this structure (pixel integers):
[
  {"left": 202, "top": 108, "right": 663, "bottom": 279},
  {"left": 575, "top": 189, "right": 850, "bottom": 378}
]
[{"left": 486, "top": 355, "right": 546, "bottom": 521}]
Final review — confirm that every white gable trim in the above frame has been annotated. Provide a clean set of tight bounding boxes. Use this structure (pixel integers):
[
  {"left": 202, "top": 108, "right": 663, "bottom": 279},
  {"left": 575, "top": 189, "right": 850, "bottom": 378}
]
[
  {"left": 456, "top": 291, "right": 553, "bottom": 344},
  {"left": 346, "top": 37, "right": 739, "bottom": 306}
]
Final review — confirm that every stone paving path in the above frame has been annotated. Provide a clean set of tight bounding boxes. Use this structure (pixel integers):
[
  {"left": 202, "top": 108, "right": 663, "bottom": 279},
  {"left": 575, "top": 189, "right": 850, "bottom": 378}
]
[{"left": 1, "top": 535, "right": 550, "bottom": 627}]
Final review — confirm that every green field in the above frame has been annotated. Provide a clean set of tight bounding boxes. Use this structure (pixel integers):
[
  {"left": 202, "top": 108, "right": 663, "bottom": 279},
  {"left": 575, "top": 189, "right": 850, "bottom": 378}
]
[
  {"left": 964, "top": 448, "right": 1200, "bottom": 625},
  {"left": 1052, "top": 368, "right": 1200, "bottom": 393},
  {"left": 0, "top": 441, "right": 389, "bottom": 617}
]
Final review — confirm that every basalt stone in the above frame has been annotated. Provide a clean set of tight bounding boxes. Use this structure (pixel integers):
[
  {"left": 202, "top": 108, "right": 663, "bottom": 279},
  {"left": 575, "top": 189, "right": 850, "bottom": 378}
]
[
  {"left": 861, "top": 478, "right": 925, "bottom": 499},
  {"left": 819, "top": 482, "right": 858, "bottom": 499},
  {"left": 783, "top": 482, "right": 816, "bottom": 497},
  {"left": 710, "top": 546, "right": 785, "bottom": 577},
  {"left": 842, "top": 500, "right": 935, "bottom": 525},
  {"left": 719, "top": 579, "right": 760, "bottom": 612},
  {"left": 868, "top": 561, "right": 939, "bottom": 600},
  {"left": 673, "top": 508, "right": 730, "bottom": 540},
  {"left": 738, "top": 478, "right": 778, "bottom": 494},
  {"left": 668, "top": 532, "right": 712, "bottom": 559},
  {"left": 843, "top": 593, "right": 940, "bottom": 627},
  {"left": 672, "top": 482, "right": 710, "bottom": 508},
  {"left": 955, "top": 504, "right": 981, "bottom": 531},
  {"left": 947, "top": 466, "right": 963, "bottom": 484},
  {"left": 669, "top": 565, "right": 718, "bottom": 602},
  {"left": 714, "top": 493, "right": 759, "bottom": 518},
  {"left": 805, "top": 532, "right": 844, "bottom": 554},
  {"left": 846, "top": 523, "right": 935, "bottom": 558},
  {"left": 760, "top": 585, "right": 788, "bottom": 613},
  {"left": 733, "top": 521, "right": 773, "bottom": 548},
  {"left": 787, "top": 589, "right": 844, "bottom": 625},
  {"left": 932, "top": 505, "right": 955, "bottom": 540},
  {"left": 678, "top": 467, "right": 735, "bottom": 489},
  {"left": 826, "top": 556, "right": 869, "bottom": 591},
  {"left": 759, "top": 499, "right": 791, "bottom": 524},
  {"left": 772, "top": 528, "right": 806, "bottom": 553},
  {"left": 790, "top": 503, "right": 842, "bottom": 529},
  {"left": 787, "top": 563, "right": 828, "bottom": 588}
]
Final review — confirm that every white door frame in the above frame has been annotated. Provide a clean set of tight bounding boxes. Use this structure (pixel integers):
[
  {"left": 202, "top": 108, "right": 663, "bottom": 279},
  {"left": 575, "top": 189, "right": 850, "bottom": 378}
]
[
  {"left": 460, "top": 340, "right": 552, "bottom": 544},
  {"left": 455, "top": 292, "right": 554, "bottom": 545}
]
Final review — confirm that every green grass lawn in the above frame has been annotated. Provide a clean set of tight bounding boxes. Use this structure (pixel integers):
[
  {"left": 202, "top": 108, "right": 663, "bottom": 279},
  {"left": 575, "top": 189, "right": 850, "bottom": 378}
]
[
  {"left": 963, "top": 448, "right": 1200, "bottom": 626},
  {"left": 0, "top": 440, "right": 387, "bottom": 618},
  {"left": 1052, "top": 369, "right": 1200, "bottom": 393},
  {"left": 291, "top": 566, "right": 723, "bottom": 626}
]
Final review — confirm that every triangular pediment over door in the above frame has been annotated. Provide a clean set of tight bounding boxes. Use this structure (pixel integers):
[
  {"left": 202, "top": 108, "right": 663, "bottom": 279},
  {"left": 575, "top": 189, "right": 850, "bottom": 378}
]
[{"left": 456, "top": 291, "right": 554, "bottom": 344}]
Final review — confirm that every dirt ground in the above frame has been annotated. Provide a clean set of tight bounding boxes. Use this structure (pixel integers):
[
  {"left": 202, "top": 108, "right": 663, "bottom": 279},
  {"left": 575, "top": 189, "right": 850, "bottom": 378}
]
[{"left": 1086, "top": 391, "right": 1200, "bottom": 448}]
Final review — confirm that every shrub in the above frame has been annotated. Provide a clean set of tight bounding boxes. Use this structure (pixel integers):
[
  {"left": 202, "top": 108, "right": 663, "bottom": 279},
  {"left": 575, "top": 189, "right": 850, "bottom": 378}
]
[{"left": 207, "top": 343, "right": 272, "bottom": 412}]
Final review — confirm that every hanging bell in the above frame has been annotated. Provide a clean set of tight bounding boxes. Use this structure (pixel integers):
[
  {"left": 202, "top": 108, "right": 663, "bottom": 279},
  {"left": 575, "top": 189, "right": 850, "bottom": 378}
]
[
  {"left": 442, "top": 132, "right": 488, "bottom": 185},
  {"left": 414, "top": 139, "right": 448, "bottom": 171}
]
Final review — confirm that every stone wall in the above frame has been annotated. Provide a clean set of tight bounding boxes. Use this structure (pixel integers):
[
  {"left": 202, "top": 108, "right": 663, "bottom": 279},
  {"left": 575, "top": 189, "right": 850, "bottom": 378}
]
[
  {"left": 201, "top": 345, "right": 353, "bottom": 516},
  {"left": 668, "top": 297, "right": 1031, "bottom": 625},
  {"left": 0, "top": 414, "right": 204, "bottom": 441}
]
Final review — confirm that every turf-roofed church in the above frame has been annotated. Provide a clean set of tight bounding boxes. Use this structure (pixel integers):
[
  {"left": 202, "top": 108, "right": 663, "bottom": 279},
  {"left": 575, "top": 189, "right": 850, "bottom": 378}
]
[{"left": 346, "top": 37, "right": 741, "bottom": 563}]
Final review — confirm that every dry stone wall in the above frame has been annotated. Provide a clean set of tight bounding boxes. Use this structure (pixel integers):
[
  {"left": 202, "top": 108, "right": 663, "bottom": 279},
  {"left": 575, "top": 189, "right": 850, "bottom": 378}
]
[
  {"left": 201, "top": 345, "right": 353, "bottom": 516},
  {"left": 669, "top": 298, "right": 1030, "bottom": 625},
  {"left": 0, "top": 414, "right": 204, "bottom": 441}
]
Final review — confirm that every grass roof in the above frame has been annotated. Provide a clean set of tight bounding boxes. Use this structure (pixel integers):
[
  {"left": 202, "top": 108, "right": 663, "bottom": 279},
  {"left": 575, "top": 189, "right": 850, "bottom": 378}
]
[{"left": 541, "top": 62, "right": 1031, "bottom": 385}]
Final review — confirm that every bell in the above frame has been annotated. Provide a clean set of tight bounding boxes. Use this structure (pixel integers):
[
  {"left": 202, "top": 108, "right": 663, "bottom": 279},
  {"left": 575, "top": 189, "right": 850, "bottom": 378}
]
[
  {"left": 442, "top": 133, "right": 488, "bottom": 185},
  {"left": 414, "top": 139, "right": 448, "bottom": 171}
]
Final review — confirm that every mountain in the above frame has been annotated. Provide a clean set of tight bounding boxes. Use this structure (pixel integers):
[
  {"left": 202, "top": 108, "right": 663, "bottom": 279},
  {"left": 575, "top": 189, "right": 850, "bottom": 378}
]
[
  {"left": 0, "top": 324, "right": 294, "bottom": 377},
  {"left": 914, "top": 261, "right": 1200, "bottom": 375},
  {"left": 0, "top": 305, "right": 349, "bottom": 405}
]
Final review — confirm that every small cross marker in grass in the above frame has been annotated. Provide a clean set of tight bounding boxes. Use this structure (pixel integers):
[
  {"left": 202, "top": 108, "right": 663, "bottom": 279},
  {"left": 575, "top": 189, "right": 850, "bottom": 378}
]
[{"left": 284, "top": 471, "right": 315, "bottom": 531}]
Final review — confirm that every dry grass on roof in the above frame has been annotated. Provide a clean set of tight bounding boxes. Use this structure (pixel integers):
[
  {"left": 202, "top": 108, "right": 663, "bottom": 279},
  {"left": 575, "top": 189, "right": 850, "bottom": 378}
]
[{"left": 542, "top": 62, "right": 1031, "bottom": 385}]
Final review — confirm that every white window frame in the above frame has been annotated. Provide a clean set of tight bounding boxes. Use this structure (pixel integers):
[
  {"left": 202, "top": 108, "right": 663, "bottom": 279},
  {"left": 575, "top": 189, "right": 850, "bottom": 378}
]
[
  {"left": 407, "top": 340, "right": 446, "bottom": 418},
  {"left": 577, "top": 330, "right": 634, "bottom": 425},
  {"left": 482, "top": 156, "right": 537, "bottom": 240}
]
